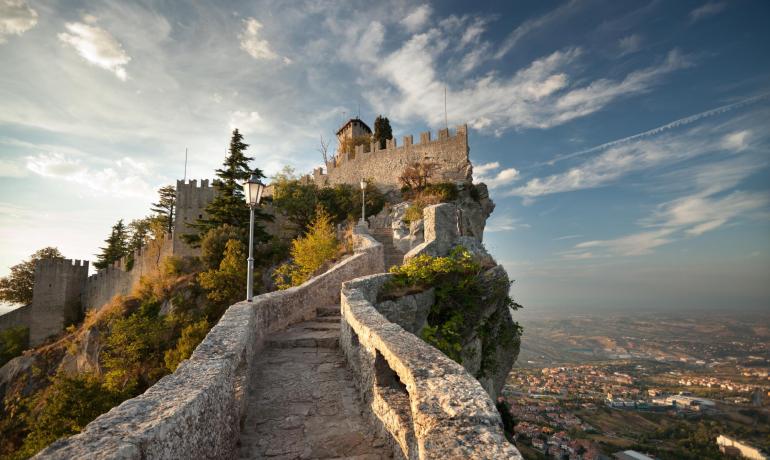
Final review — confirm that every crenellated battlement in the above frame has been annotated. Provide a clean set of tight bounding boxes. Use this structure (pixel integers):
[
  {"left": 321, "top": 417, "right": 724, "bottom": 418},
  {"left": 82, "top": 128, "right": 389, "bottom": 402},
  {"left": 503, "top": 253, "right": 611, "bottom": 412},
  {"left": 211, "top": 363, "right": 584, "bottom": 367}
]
[
  {"left": 311, "top": 125, "right": 471, "bottom": 189},
  {"left": 35, "top": 258, "right": 90, "bottom": 272},
  {"left": 176, "top": 178, "right": 212, "bottom": 190}
]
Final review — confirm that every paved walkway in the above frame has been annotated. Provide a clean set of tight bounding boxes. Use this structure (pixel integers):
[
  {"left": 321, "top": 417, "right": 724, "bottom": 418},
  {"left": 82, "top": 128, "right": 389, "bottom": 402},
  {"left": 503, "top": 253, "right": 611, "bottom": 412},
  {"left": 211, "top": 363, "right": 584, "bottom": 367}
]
[{"left": 238, "top": 306, "right": 393, "bottom": 460}]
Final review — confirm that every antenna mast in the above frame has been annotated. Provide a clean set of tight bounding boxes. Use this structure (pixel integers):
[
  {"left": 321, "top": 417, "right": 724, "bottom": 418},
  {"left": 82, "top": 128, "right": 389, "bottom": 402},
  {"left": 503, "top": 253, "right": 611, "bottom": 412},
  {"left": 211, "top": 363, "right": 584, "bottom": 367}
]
[{"left": 183, "top": 147, "right": 188, "bottom": 181}]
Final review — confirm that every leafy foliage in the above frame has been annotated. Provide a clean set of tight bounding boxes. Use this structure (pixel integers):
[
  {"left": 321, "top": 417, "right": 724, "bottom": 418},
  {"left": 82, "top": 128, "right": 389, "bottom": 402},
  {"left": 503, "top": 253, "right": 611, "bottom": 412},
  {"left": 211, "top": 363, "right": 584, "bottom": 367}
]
[
  {"left": 384, "top": 247, "right": 521, "bottom": 367},
  {"left": 372, "top": 115, "right": 393, "bottom": 149},
  {"left": 401, "top": 182, "right": 459, "bottom": 224},
  {"left": 199, "top": 224, "right": 247, "bottom": 271},
  {"left": 0, "top": 326, "right": 28, "bottom": 367},
  {"left": 198, "top": 239, "right": 247, "bottom": 311},
  {"left": 164, "top": 319, "right": 209, "bottom": 372},
  {"left": 0, "top": 247, "right": 63, "bottom": 305},
  {"left": 272, "top": 179, "right": 385, "bottom": 233},
  {"left": 11, "top": 374, "right": 123, "bottom": 459},
  {"left": 399, "top": 160, "right": 439, "bottom": 190},
  {"left": 273, "top": 207, "right": 340, "bottom": 289}
]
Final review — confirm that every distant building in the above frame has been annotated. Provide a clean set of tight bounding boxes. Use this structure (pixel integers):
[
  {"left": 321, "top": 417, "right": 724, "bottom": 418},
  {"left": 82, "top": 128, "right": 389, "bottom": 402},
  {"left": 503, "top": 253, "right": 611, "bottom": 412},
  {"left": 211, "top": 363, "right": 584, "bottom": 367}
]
[
  {"left": 716, "top": 435, "right": 769, "bottom": 460},
  {"left": 335, "top": 117, "right": 371, "bottom": 145},
  {"left": 614, "top": 450, "right": 656, "bottom": 460}
]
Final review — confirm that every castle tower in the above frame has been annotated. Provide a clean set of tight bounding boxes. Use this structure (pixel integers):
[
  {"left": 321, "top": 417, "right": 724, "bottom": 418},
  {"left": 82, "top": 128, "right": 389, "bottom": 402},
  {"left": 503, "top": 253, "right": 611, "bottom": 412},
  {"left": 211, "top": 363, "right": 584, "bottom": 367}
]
[
  {"left": 29, "top": 258, "right": 89, "bottom": 346},
  {"left": 172, "top": 179, "right": 216, "bottom": 257},
  {"left": 336, "top": 118, "right": 372, "bottom": 146}
]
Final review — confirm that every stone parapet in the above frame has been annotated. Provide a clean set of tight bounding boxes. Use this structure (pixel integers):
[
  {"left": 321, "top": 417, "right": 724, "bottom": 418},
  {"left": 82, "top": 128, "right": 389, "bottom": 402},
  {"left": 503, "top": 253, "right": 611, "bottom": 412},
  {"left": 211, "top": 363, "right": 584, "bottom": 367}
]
[
  {"left": 339, "top": 273, "right": 523, "bottom": 460},
  {"left": 34, "top": 228, "right": 384, "bottom": 459}
]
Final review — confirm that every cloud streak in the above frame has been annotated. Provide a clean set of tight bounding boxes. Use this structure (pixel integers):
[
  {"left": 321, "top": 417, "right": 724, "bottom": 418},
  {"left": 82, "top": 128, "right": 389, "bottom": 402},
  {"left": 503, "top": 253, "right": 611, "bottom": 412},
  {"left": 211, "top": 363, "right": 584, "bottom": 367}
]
[
  {"left": 58, "top": 17, "right": 131, "bottom": 80},
  {"left": 0, "top": 0, "right": 37, "bottom": 43}
]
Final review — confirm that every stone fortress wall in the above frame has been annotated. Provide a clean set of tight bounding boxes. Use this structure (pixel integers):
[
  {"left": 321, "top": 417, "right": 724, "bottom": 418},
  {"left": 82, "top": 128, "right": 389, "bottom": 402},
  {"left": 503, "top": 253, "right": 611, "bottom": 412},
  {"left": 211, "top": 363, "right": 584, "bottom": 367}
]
[
  {"left": 28, "top": 259, "right": 89, "bottom": 346},
  {"left": 309, "top": 125, "right": 472, "bottom": 190},
  {"left": 172, "top": 179, "right": 216, "bottom": 258}
]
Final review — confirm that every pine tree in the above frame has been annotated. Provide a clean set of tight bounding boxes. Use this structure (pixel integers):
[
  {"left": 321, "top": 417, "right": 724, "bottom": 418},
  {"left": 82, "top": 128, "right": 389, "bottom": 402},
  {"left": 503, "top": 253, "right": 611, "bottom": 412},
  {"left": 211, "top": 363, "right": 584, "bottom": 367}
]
[
  {"left": 373, "top": 115, "right": 393, "bottom": 149},
  {"left": 183, "top": 129, "right": 271, "bottom": 246},
  {"left": 151, "top": 185, "right": 176, "bottom": 234},
  {"left": 0, "top": 247, "right": 63, "bottom": 305},
  {"left": 94, "top": 220, "right": 129, "bottom": 270}
]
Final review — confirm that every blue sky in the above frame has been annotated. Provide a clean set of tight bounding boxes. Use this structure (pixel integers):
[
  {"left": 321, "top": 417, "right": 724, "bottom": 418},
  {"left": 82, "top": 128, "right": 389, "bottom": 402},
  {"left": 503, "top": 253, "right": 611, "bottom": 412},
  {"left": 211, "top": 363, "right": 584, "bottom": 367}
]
[{"left": 0, "top": 0, "right": 768, "bottom": 312}]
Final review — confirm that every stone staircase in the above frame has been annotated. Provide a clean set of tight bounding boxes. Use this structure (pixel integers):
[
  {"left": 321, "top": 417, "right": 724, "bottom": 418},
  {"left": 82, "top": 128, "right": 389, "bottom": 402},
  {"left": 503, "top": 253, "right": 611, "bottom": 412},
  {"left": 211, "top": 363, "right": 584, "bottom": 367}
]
[
  {"left": 239, "top": 305, "right": 393, "bottom": 459},
  {"left": 369, "top": 228, "right": 405, "bottom": 270}
]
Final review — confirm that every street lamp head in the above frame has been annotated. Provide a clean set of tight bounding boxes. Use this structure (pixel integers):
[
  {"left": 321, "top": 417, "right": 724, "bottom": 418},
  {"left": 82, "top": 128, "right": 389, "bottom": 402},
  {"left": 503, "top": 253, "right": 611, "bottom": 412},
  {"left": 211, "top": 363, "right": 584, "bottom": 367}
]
[
  {"left": 360, "top": 178, "right": 366, "bottom": 190},
  {"left": 244, "top": 173, "right": 265, "bottom": 207}
]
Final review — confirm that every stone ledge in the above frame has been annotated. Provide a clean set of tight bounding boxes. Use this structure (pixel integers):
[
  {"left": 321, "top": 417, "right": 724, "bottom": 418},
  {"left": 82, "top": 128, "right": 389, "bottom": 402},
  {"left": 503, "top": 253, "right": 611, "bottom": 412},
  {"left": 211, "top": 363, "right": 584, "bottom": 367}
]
[{"left": 340, "top": 273, "right": 523, "bottom": 459}]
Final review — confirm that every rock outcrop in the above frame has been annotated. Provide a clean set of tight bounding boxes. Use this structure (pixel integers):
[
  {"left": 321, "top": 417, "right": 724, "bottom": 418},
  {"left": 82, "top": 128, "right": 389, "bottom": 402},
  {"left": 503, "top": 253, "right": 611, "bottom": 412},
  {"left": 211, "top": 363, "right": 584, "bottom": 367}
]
[{"left": 383, "top": 190, "right": 520, "bottom": 400}]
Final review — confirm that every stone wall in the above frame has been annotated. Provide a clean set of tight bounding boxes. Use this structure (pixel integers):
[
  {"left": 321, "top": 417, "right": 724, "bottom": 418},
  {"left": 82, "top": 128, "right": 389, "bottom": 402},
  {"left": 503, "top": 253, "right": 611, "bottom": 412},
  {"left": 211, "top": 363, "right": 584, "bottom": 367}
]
[
  {"left": 339, "top": 273, "right": 522, "bottom": 459},
  {"left": 34, "top": 228, "right": 384, "bottom": 459},
  {"left": 29, "top": 259, "right": 89, "bottom": 346},
  {"left": 311, "top": 125, "right": 472, "bottom": 190},
  {"left": 82, "top": 236, "right": 173, "bottom": 312},
  {"left": 172, "top": 179, "right": 216, "bottom": 258},
  {"left": 0, "top": 304, "right": 31, "bottom": 334}
]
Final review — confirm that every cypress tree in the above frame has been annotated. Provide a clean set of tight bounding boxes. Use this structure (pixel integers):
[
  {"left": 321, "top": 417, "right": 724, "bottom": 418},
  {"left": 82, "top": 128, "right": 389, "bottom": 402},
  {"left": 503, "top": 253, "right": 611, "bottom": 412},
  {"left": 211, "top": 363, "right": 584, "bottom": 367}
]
[
  {"left": 94, "top": 220, "right": 129, "bottom": 270},
  {"left": 183, "top": 129, "right": 271, "bottom": 246},
  {"left": 373, "top": 115, "right": 393, "bottom": 149}
]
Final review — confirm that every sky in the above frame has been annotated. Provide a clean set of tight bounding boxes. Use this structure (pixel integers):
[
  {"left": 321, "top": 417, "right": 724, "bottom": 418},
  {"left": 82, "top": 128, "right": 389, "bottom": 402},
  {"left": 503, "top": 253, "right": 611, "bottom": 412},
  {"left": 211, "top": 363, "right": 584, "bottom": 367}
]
[{"left": 0, "top": 0, "right": 769, "bottom": 313}]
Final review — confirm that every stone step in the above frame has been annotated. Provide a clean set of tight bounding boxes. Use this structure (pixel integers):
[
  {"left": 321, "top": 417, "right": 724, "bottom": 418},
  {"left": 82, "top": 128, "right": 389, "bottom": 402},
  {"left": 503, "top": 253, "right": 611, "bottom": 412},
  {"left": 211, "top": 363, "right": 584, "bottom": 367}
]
[
  {"left": 317, "top": 305, "right": 340, "bottom": 317},
  {"left": 315, "top": 316, "right": 341, "bottom": 323},
  {"left": 265, "top": 328, "right": 339, "bottom": 349}
]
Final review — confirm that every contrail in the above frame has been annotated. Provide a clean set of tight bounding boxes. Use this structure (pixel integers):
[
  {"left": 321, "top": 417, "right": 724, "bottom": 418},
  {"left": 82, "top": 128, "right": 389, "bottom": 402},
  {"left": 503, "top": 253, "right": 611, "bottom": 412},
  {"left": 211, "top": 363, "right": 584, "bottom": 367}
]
[{"left": 536, "top": 92, "right": 770, "bottom": 167}]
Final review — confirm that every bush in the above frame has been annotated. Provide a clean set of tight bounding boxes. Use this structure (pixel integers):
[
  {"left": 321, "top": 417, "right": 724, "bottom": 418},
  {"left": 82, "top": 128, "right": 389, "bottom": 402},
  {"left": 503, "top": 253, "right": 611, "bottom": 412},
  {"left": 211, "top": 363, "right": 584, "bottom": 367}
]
[
  {"left": 273, "top": 207, "right": 341, "bottom": 289},
  {"left": 401, "top": 182, "right": 459, "bottom": 224},
  {"left": 399, "top": 161, "right": 438, "bottom": 190},
  {"left": 383, "top": 247, "right": 521, "bottom": 367},
  {"left": 0, "top": 326, "right": 28, "bottom": 367},
  {"left": 200, "top": 224, "right": 247, "bottom": 270},
  {"left": 198, "top": 239, "right": 247, "bottom": 312},
  {"left": 164, "top": 319, "right": 209, "bottom": 372},
  {"left": 12, "top": 373, "right": 123, "bottom": 459}
]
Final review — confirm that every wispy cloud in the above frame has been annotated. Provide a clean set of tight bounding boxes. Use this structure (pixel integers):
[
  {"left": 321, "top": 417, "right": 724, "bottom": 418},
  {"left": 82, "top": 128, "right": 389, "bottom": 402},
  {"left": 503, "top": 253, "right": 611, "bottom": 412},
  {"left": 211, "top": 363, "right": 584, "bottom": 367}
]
[
  {"left": 538, "top": 93, "right": 770, "bottom": 167},
  {"left": 618, "top": 34, "right": 642, "bottom": 56},
  {"left": 689, "top": 2, "right": 727, "bottom": 23},
  {"left": 0, "top": 0, "right": 37, "bottom": 43},
  {"left": 58, "top": 16, "right": 131, "bottom": 80},
  {"left": 486, "top": 214, "right": 529, "bottom": 233},
  {"left": 25, "top": 153, "right": 155, "bottom": 198},
  {"left": 494, "top": 0, "right": 580, "bottom": 59},
  {"left": 239, "top": 17, "right": 290, "bottom": 63},
  {"left": 401, "top": 4, "right": 432, "bottom": 32}
]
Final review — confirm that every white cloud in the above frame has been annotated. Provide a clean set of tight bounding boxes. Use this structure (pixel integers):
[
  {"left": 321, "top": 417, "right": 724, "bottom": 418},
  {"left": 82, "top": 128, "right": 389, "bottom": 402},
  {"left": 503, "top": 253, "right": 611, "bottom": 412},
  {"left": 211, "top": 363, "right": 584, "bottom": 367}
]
[
  {"left": 372, "top": 32, "right": 690, "bottom": 133},
  {"left": 239, "top": 17, "right": 279, "bottom": 60},
  {"left": 229, "top": 110, "right": 269, "bottom": 135},
  {"left": 571, "top": 228, "right": 675, "bottom": 257},
  {"left": 721, "top": 130, "right": 750, "bottom": 151},
  {"left": 689, "top": 2, "right": 727, "bottom": 23},
  {"left": 401, "top": 5, "right": 432, "bottom": 32},
  {"left": 58, "top": 19, "right": 131, "bottom": 80},
  {"left": 0, "top": 158, "right": 28, "bottom": 177},
  {"left": 494, "top": 0, "right": 580, "bottom": 59},
  {"left": 0, "top": 0, "right": 37, "bottom": 43},
  {"left": 485, "top": 214, "right": 529, "bottom": 233},
  {"left": 474, "top": 162, "right": 520, "bottom": 189},
  {"left": 618, "top": 34, "right": 642, "bottom": 56},
  {"left": 25, "top": 153, "right": 154, "bottom": 198}
]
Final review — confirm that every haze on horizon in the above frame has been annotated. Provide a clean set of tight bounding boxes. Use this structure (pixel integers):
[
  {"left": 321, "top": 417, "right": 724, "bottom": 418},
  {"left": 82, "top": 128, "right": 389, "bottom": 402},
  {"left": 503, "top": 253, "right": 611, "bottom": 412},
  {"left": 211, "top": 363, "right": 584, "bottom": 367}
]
[{"left": 0, "top": 0, "right": 769, "bottom": 313}]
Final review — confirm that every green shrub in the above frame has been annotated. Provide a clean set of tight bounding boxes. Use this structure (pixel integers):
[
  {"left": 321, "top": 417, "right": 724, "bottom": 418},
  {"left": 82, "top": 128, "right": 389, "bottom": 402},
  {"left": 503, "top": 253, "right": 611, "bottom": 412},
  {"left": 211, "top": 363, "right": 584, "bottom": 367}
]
[
  {"left": 401, "top": 182, "right": 459, "bottom": 224},
  {"left": 0, "top": 326, "right": 28, "bottom": 367},
  {"left": 164, "top": 319, "right": 209, "bottom": 372},
  {"left": 383, "top": 247, "right": 521, "bottom": 367},
  {"left": 273, "top": 207, "right": 340, "bottom": 289},
  {"left": 12, "top": 373, "right": 123, "bottom": 459},
  {"left": 198, "top": 239, "right": 247, "bottom": 312},
  {"left": 200, "top": 224, "right": 247, "bottom": 270}
]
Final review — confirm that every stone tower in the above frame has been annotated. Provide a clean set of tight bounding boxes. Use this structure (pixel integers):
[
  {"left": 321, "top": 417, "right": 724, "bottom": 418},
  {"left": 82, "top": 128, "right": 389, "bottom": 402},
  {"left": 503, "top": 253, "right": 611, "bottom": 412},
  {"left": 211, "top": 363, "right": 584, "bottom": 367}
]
[
  {"left": 29, "top": 258, "right": 89, "bottom": 346},
  {"left": 172, "top": 179, "right": 216, "bottom": 258},
  {"left": 335, "top": 118, "right": 372, "bottom": 145}
]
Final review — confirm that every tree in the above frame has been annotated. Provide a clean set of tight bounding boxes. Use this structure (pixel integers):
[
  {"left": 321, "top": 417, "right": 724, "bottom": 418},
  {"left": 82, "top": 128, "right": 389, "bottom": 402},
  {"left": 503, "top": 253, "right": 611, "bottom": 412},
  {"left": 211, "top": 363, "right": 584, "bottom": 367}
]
[
  {"left": 198, "top": 239, "right": 248, "bottom": 309},
  {"left": 399, "top": 161, "right": 439, "bottom": 190},
  {"left": 151, "top": 185, "right": 176, "bottom": 234},
  {"left": 318, "top": 135, "right": 331, "bottom": 166},
  {"left": 273, "top": 206, "right": 340, "bottom": 289},
  {"left": 0, "top": 247, "right": 63, "bottom": 305},
  {"left": 183, "top": 129, "right": 271, "bottom": 246},
  {"left": 94, "top": 220, "right": 129, "bottom": 270},
  {"left": 373, "top": 115, "right": 393, "bottom": 149}
]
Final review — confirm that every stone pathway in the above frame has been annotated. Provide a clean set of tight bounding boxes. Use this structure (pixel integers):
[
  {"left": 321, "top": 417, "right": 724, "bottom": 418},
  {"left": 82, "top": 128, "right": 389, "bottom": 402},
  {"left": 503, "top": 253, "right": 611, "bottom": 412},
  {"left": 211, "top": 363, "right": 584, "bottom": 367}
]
[
  {"left": 238, "top": 306, "right": 393, "bottom": 460},
  {"left": 369, "top": 228, "right": 405, "bottom": 270}
]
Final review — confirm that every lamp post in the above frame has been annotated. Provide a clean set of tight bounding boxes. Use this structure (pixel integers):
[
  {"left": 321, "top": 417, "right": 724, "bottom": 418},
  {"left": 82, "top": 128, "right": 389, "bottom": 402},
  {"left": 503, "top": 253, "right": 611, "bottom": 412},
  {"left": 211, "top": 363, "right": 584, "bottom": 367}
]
[
  {"left": 243, "top": 173, "right": 265, "bottom": 302},
  {"left": 359, "top": 178, "right": 367, "bottom": 226}
]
